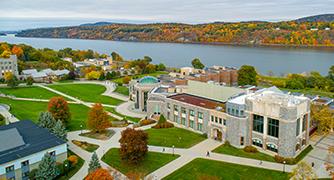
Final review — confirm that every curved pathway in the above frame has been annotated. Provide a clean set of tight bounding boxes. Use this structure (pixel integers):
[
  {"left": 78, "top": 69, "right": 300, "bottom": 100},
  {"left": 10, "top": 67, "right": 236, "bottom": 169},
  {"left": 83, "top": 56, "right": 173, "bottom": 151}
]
[{"left": 115, "top": 101, "right": 146, "bottom": 118}]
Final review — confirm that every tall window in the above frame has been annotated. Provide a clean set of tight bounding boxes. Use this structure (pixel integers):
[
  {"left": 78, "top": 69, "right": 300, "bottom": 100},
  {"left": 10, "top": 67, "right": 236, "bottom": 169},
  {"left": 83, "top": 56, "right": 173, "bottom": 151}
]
[
  {"left": 211, "top": 115, "right": 214, "bottom": 122},
  {"left": 253, "top": 114, "right": 264, "bottom": 133},
  {"left": 189, "top": 120, "right": 194, "bottom": 128},
  {"left": 167, "top": 103, "right": 170, "bottom": 110},
  {"left": 219, "top": 118, "right": 222, "bottom": 124},
  {"left": 215, "top": 117, "right": 218, "bottom": 123},
  {"left": 296, "top": 118, "right": 300, "bottom": 136},
  {"left": 198, "top": 112, "right": 203, "bottom": 119},
  {"left": 190, "top": 110, "right": 195, "bottom": 117},
  {"left": 197, "top": 123, "right": 203, "bottom": 131},
  {"left": 268, "top": 118, "right": 279, "bottom": 138},
  {"left": 302, "top": 114, "right": 307, "bottom": 132},
  {"left": 174, "top": 105, "right": 178, "bottom": 111},
  {"left": 181, "top": 107, "right": 186, "bottom": 114},
  {"left": 181, "top": 117, "right": 186, "bottom": 125}
]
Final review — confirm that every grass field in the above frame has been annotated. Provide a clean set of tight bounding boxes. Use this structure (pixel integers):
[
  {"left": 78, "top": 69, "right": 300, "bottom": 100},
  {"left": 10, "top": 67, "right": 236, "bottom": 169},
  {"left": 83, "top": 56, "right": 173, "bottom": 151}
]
[
  {"left": 164, "top": 158, "right": 289, "bottom": 180},
  {"left": 102, "top": 148, "right": 179, "bottom": 176},
  {"left": 0, "top": 97, "right": 89, "bottom": 131},
  {"left": 213, "top": 143, "right": 276, "bottom": 162},
  {"left": 48, "top": 84, "right": 124, "bottom": 105},
  {"left": 104, "top": 106, "right": 141, "bottom": 123},
  {"left": 145, "top": 127, "right": 206, "bottom": 148},
  {"left": 0, "top": 86, "right": 62, "bottom": 99},
  {"left": 114, "top": 86, "right": 129, "bottom": 96}
]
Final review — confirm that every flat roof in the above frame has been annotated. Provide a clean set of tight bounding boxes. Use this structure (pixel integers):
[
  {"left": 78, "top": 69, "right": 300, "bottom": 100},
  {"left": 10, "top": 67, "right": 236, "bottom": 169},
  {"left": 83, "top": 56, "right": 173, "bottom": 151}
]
[{"left": 168, "top": 93, "right": 225, "bottom": 111}]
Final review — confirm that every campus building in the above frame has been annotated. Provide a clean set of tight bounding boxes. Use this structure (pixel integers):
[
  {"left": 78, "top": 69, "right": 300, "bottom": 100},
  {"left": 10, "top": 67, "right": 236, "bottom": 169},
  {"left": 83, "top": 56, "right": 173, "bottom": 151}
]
[
  {"left": 0, "top": 121, "right": 67, "bottom": 180},
  {"left": 0, "top": 55, "right": 19, "bottom": 78},
  {"left": 143, "top": 78, "right": 311, "bottom": 158}
]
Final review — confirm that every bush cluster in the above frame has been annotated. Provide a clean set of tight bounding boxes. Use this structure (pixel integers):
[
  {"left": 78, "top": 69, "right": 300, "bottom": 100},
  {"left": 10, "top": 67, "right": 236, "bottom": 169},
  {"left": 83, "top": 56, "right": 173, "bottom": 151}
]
[
  {"left": 139, "top": 119, "right": 156, "bottom": 126},
  {"left": 152, "top": 115, "right": 174, "bottom": 129},
  {"left": 243, "top": 146, "right": 258, "bottom": 153},
  {"left": 274, "top": 155, "right": 295, "bottom": 164}
]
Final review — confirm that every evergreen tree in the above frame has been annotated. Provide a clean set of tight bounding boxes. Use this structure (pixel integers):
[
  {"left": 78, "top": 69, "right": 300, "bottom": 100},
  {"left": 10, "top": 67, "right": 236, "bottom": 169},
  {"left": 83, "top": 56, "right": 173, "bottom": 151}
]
[
  {"left": 37, "top": 112, "right": 56, "bottom": 129},
  {"left": 106, "top": 72, "right": 113, "bottom": 80},
  {"left": 99, "top": 72, "right": 106, "bottom": 81},
  {"left": 35, "top": 153, "right": 57, "bottom": 180},
  {"left": 52, "top": 120, "right": 67, "bottom": 141},
  {"left": 88, "top": 152, "right": 101, "bottom": 173}
]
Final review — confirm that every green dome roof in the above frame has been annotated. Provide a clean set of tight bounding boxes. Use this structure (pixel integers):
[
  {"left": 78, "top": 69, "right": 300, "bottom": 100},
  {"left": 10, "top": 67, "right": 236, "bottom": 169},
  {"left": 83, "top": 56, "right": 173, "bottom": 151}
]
[{"left": 138, "top": 76, "right": 159, "bottom": 84}]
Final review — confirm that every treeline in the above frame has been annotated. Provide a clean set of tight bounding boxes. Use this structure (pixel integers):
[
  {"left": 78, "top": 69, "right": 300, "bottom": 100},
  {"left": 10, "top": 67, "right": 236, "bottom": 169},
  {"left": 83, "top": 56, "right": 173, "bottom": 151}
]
[{"left": 16, "top": 21, "right": 334, "bottom": 47}]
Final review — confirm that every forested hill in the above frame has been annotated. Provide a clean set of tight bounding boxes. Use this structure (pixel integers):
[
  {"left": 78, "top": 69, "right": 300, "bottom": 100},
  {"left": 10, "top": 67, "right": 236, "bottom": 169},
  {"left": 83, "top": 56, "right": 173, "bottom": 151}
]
[
  {"left": 296, "top": 14, "right": 334, "bottom": 23},
  {"left": 16, "top": 17, "right": 334, "bottom": 47}
]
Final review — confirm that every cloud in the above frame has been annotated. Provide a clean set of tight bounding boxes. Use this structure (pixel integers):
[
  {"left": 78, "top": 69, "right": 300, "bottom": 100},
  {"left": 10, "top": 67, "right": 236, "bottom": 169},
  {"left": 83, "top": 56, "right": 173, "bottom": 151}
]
[{"left": 1, "top": 0, "right": 333, "bottom": 23}]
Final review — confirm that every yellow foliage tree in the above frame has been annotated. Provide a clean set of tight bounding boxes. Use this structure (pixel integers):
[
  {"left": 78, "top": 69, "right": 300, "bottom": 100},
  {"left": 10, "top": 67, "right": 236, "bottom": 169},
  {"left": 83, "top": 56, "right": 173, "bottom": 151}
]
[
  {"left": 85, "top": 71, "right": 101, "bottom": 80},
  {"left": 0, "top": 50, "right": 11, "bottom": 58}
]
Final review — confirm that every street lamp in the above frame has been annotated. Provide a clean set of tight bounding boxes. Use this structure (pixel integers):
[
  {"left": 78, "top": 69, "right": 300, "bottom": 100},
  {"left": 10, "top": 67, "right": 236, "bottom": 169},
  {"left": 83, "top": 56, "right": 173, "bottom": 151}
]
[
  {"left": 80, "top": 124, "right": 83, "bottom": 135},
  {"left": 283, "top": 161, "right": 286, "bottom": 173},
  {"left": 64, "top": 163, "right": 68, "bottom": 177},
  {"left": 172, "top": 145, "right": 175, "bottom": 156}
]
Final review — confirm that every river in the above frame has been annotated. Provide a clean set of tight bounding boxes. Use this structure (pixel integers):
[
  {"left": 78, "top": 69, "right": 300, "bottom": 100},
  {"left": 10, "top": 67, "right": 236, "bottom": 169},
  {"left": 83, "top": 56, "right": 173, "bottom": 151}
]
[{"left": 1, "top": 34, "right": 333, "bottom": 75}]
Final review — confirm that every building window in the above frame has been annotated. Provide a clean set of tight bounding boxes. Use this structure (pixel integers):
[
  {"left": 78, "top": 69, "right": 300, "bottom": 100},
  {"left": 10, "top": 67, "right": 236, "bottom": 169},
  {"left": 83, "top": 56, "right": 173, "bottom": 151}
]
[
  {"left": 190, "top": 110, "right": 195, "bottom": 117},
  {"left": 240, "top": 137, "right": 244, "bottom": 146},
  {"left": 302, "top": 115, "right": 307, "bottom": 132},
  {"left": 223, "top": 119, "right": 227, "bottom": 126},
  {"left": 266, "top": 143, "right": 278, "bottom": 153},
  {"left": 167, "top": 103, "right": 170, "bottom": 110},
  {"left": 49, "top": 151, "right": 56, "bottom": 160},
  {"left": 197, "top": 123, "right": 203, "bottom": 131},
  {"left": 21, "top": 160, "right": 29, "bottom": 167},
  {"left": 211, "top": 115, "right": 214, "bottom": 122},
  {"left": 240, "top": 110, "right": 244, "bottom": 116},
  {"left": 174, "top": 105, "right": 178, "bottom": 111},
  {"left": 174, "top": 115, "right": 179, "bottom": 122},
  {"left": 215, "top": 117, "right": 218, "bottom": 123},
  {"left": 252, "top": 139, "right": 263, "bottom": 148},
  {"left": 231, "top": 109, "right": 235, "bottom": 115},
  {"left": 181, "top": 107, "right": 186, "bottom": 114},
  {"left": 181, "top": 117, "right": 186, "bottom": 125},
  {"left": 227, "top": 108, "right": 230, "bottom": 113},
  {"left": 268, "top": 118, "right": 279, "bottom": 138},
  {"left": 189, "top": 120, "right": 194, "bottom": 128},
  {"left": 198, "top": 112, "right": 203, "bottom": 119},
  {"left": 219, "top": 118, "right": 222, "bottom": 124},
  {"left": 296, "top": 118, "right": 300, "bottom": 136},
  {"left": 253, "top": 114, "right": 264, "bottom": 133},
  {"left": 6, "top": 165, "right": 14, "bottom": 173},
  {"left": 236, "top": 109, "right": 239, "bottom": 115},
  {"left": 167, "top": 112, "right": 170, "bottom": 119},
  {"left": 22, "top": 171, "right": 29, "bottom": 178}
]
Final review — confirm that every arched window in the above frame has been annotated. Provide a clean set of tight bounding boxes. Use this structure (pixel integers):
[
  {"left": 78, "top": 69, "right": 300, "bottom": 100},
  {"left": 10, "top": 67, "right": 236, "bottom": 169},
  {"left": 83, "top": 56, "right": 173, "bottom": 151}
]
[
  {"left": 252, "top": 138, "right": 263, "bottom": 148},
  {"left": 266, "top": 143, "right": 278, "bottom": 153}
]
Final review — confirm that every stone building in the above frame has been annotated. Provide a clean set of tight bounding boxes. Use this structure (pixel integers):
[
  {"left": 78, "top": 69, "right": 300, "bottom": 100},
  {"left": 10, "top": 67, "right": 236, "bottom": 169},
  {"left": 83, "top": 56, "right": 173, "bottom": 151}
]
[
  {"left": 0, "top": 55, "right": 19, "bottom": 78},
  {"left": 146, "top": 80, "right": 310, "bottom": 158}
]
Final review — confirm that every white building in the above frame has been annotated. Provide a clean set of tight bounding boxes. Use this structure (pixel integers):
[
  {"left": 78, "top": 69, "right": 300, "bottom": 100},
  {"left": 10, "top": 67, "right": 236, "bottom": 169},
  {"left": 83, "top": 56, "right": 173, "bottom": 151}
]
[
  {"left": 0, "top": 121, "right": 67, "bottom": 180},
  {"left": 0, "top": 55, "right": 19, "bottom": 78}
]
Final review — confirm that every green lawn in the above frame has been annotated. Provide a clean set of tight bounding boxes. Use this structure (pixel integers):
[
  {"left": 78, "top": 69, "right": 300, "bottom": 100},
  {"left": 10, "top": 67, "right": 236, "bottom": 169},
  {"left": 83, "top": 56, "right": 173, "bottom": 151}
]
[
  {"left": 48, "top": 84, "right": 124, "bottom": 105},
  {"left": 102, "top": 148, "right": 179, "bottom": 176},
  {"left": 114, "top": 86, "right": 129, "bottom": 96},
  {"left": 213, "top": 143, "right": 276, "bottom": 162},
  {"left": 56, "top": 150, "right": 85, "bottom": 180},
  {"left": 145, "top": 127, "right": 206, "bottom": 148},
  {"left": 104, "top": 106, "right": 141, "bottom": 123},
  {"left": 164, "top": 158, "right": 289, "bottom": 180},
  {"left": 0, "top": 97, "right": 89, "bottom": 131},
  {"left": 0, "top": 86, "right": 62, "bottom": 99}
]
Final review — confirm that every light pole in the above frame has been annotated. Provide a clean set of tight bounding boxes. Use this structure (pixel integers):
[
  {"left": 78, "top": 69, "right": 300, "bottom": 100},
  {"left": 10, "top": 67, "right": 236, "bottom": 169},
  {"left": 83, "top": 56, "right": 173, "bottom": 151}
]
[
  {"left": 64, "top": 163, "right": 68, "bottom": 177},
  {"left": 172, "top": 145, "right": 175, "bottom": 156},
  {"left": 80, "top": 124, "right": 83, "bottom": 135},
  {"left": 283, "top": 161, "right": 286, "bottom": 173}
]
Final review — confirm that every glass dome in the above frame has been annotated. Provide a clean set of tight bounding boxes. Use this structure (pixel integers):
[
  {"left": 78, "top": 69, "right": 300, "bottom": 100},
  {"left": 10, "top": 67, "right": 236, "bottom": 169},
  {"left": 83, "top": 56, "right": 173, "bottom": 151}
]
[{"left": 138, "top": 76, "right": 159, "bottom": 84}]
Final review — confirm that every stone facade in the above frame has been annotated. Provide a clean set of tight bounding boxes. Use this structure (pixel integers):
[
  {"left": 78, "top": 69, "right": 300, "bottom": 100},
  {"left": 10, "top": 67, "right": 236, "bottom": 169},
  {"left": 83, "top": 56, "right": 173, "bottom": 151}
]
[{"left": 0, "top": 55, "right": 19, "bottom": 78}]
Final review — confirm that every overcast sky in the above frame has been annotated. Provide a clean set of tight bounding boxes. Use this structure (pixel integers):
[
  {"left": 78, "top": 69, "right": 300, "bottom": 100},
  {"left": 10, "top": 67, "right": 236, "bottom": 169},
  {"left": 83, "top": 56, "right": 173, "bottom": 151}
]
[{"left": 1, "top": 0, "right": 334, "bottom": 30}]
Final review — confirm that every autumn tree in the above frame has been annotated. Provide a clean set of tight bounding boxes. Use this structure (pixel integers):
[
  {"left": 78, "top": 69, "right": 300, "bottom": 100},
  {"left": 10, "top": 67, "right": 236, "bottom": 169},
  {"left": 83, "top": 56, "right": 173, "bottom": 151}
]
[
  {"left": 119, "top": 128, "right": 148, "bottom": 164},
  {"left": 48, "top": 97, "right": 71, "bottom": 124},
  {"left": 291, "top": 161, "right": 317, "bottom": 180},
  {"left": 86, "top": 168, "right": 113, "bottom": 180},
  {"left": 237, "top": 65, "right": 258, "bottom": 86},
  {"left": 87, "top": 103, "right": 111, "bottom": 133},
  {"left": 88, "top": 152, "right": 101, "bottom": 173},
  {"left": 4, "top": 72, "right": 18, "bottom": 88},
  {"left": 11, "top": 45, "right": 23, "bottom": 58},
  {"left": 191, "top": 58, "right": 205, "bottom": 69},
  {"left": 313, "top": 105, "right": 334, "bottom": 133},
  {"left": 122, "top": 76, "right": 131, "bottom": 85},
  {"left": 26, "top": 76, "right": 34, "bottom": 86},
  {"left": 111, "top": 52, "right": 123, "bottom": 61}
]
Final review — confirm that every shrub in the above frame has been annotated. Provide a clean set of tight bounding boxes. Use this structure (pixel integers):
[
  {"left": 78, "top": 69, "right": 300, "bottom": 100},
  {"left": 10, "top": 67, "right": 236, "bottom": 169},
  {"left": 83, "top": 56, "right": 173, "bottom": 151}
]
[
  {"left": 274, "top": 155, "right": 295, "bottom": 165},
  {"left": 139, "top": 119, "right": 156, "bottom": 126},
  {"left": 152, "top": 115, "right": 174, "bottom": 129},
  {"left": 224, "top": 141, "right": 231, "bottom": 146},
  {"left": 0, "top": 114, "right": 5, "bottom": 126},
  {"left": 243, "top": 146, "right": 258, "bottom": 153},
  {"left": 29, "top": 169, "right": 38, "bottom": 180},
  {"left": 68, "top": 155, "right": 78, "bottom": 166},
  {"left": 56, "top": 162, "right": 64, "bottom": 176}
]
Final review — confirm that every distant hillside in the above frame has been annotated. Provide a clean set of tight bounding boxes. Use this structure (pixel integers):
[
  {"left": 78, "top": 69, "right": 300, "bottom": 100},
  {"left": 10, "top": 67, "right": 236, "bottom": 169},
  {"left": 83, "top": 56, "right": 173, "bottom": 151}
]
[
  {"left": 16, "top": 15, "right": 334, "bottom": 48},
  {"left": 296, "top": 14, "right": 334, "bottom": 23}
]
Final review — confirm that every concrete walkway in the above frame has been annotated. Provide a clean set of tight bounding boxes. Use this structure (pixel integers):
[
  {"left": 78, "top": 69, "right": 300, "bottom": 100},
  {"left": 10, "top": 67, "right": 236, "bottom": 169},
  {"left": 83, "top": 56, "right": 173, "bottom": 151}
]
[
  {"left": 116, "top": 101, "right": 146, "bottom": 119},
  {"left": 0, "top": 104, "right": 19, "bottom": 123}
]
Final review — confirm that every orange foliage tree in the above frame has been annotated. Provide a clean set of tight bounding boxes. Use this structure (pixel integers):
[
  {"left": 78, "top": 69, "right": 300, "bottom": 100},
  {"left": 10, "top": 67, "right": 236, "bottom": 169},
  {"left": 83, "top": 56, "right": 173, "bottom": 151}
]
[
  {"left": 11, "top": 45, "right": 23, "bottom": 58},
  {"left": 85, "top": 168, "right": 113, "bottom": 180},
  {"left": 48, "top": 97, "right": 71, "bottom": 125},
  {"left": 87, "top": 103, "right": 111, "bottom": 133},
  {"left": 119, "top": 128, "right": 148, "bottom": 164}
]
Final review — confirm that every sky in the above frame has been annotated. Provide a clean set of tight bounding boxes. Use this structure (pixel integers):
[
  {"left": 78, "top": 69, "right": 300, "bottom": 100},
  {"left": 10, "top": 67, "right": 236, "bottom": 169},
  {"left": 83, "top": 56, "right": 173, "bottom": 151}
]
[{"left": 1, "top": 0, "right": 334, "bottom": 31}]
